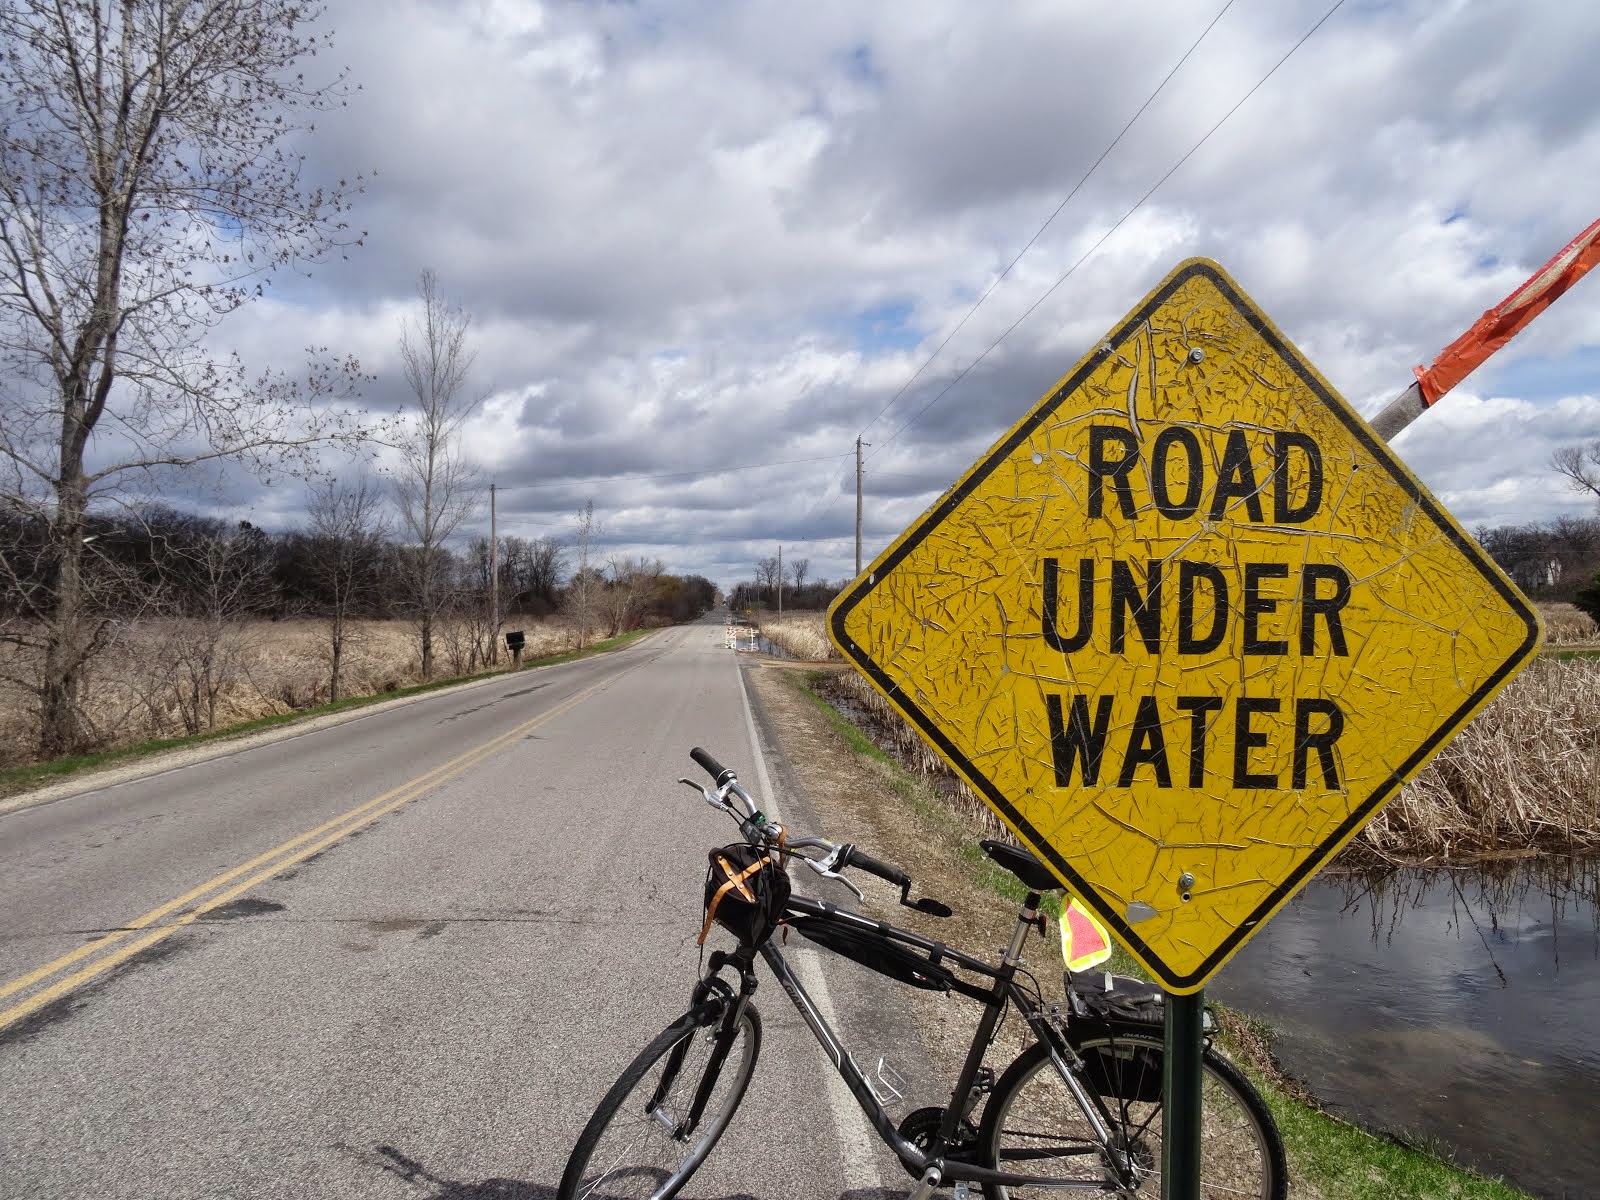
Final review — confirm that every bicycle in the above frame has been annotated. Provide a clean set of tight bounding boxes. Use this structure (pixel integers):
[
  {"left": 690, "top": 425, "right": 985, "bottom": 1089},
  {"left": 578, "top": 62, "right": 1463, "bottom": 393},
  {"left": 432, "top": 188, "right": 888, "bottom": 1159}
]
[{"left": 558, "top": 748, "right": 1287, "bottom": 1199}]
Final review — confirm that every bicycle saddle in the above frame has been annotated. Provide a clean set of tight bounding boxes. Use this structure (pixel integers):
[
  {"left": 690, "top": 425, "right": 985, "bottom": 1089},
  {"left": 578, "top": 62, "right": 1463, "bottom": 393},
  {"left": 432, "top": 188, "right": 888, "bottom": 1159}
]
[{"left": 979, "top": 840, "right": 1061, "bottom": 892}]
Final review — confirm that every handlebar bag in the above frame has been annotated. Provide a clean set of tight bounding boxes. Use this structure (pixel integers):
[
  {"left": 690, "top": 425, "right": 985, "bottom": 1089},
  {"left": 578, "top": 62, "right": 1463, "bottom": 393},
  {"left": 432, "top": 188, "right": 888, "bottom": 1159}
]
[
  {"left": 788, "top": 914, "right": 953, "bottom": 993},
  {"left": 699, "top": 844, "right": 791, "bottom": 948}
]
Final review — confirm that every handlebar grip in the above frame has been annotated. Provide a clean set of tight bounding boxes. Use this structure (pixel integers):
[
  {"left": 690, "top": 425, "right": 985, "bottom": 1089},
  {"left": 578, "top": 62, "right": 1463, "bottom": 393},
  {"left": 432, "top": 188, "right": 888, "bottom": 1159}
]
[
  {"left": 843, "top": 845, "right": 909, "bottom": 889},
  {"left": 690, "top": 746, "right": 736, "bottom": 787}
]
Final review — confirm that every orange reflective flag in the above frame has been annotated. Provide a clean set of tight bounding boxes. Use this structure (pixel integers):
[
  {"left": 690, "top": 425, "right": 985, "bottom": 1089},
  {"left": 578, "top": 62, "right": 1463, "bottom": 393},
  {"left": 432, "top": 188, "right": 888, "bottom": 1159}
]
[
  {"left": 1417, "top": 217, "right": 1600, "bottom": 406},
  {"left": 1058, "top": 896, "right": 1113, "bottom": 971}
]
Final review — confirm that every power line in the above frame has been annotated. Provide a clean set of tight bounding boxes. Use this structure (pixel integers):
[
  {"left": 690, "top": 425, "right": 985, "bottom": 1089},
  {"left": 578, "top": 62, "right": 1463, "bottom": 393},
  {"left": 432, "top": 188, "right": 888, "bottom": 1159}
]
[
  {"left": 866, "top": 0, "right": 1350, "bottom": 467},
  {"left": 853, "top": 0, "right": 1239, "bottom": 444},
  {"left": 493, "top": 450, "right": 851, "bottom": 494}
]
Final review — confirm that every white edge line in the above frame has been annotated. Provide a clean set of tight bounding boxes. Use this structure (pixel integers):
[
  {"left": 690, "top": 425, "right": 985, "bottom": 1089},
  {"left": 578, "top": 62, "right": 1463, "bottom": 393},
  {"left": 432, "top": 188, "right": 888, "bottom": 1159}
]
[{"left": 733, "top": 649, "right": 886, "bottom": 1192}]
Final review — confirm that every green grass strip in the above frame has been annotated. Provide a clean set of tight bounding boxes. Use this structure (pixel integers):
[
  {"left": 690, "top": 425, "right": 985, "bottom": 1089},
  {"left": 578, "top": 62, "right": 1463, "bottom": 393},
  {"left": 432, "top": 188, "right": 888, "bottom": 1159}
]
[
  {"left": 786, "top": 667, "right": 1533, "bottom": 1200},
  {"left": 0, "top": 628, "right": 653, "bottom": 801}
]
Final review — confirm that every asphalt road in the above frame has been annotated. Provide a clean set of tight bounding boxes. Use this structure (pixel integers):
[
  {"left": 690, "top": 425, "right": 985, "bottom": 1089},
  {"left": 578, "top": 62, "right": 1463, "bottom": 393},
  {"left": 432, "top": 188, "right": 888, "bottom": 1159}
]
[{"left": 0, "top": 620, "right": 913, "bottom": 1198}]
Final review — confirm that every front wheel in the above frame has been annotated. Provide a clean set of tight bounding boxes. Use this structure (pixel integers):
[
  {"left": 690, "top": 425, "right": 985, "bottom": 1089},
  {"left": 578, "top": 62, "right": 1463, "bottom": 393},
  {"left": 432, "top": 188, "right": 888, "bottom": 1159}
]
[
  {"left": 558, "top": 1002, "right": 762, "bottom": 1200},
  {"left": 979, "top": 1029, "right": 1286, "bottom": 1199}
]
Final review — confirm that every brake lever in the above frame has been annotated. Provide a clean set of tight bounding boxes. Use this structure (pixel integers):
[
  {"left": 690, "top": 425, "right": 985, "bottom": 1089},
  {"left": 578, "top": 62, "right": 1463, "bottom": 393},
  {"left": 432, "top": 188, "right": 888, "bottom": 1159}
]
[
  {"left": 801, "top": 847, "right": 866, "bottom": 902},
  {"left": 679, "top": 777, "right": 729, "bottom": 813}
]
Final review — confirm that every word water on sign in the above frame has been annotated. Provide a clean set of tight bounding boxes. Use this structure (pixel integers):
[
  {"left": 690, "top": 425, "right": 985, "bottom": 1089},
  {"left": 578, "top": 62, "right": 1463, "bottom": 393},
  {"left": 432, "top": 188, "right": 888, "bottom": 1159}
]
[{"left": 830, "top": 259, "right": 1540, "bottom": 992}]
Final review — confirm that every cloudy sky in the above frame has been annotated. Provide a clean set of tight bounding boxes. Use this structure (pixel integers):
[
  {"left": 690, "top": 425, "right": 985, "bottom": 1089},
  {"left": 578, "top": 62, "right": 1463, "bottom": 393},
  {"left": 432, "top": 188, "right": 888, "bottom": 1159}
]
[{"left": 223, "top": 0, "right": 1600, "bottom": 589}]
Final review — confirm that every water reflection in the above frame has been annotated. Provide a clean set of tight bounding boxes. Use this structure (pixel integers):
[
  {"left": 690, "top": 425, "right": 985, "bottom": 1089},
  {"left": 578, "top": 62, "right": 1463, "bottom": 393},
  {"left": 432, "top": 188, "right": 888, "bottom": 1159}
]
[
  {"left": 1210, "top": 855, "right": 1600, "bottom": 1200},
  {"left": 733, "top": 632, "right": 794, "bottom": 659}
]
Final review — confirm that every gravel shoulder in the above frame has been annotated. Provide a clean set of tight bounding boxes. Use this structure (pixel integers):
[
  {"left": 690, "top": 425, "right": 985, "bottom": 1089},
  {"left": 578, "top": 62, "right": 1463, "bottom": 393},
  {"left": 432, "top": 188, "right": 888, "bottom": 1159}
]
[{"left": 739, "top": 656, "right": 1049, "bottom": 1116}]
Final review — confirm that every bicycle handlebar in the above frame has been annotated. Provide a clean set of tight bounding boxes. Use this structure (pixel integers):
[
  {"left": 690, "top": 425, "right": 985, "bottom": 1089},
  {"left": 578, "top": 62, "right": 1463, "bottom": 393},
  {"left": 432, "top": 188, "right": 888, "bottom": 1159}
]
[
  {"left": 841, "top": 845, "right": 909, "bottom": 889},
  {"left": 689, "top": 746, "right": 734, "bottom": 786},
  {"left": 685, "top": 748, "right": 949, "bottom": 918}
]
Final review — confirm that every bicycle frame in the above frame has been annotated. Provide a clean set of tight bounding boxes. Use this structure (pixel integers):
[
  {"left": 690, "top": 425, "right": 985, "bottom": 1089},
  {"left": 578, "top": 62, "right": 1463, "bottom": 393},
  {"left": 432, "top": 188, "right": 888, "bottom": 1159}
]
[
  {"left": 672, "top": 755, "right": 1141, "bottom": 1193},
  {"left": 701, "top": 892, "right": 1137, "bottom": 1193}
]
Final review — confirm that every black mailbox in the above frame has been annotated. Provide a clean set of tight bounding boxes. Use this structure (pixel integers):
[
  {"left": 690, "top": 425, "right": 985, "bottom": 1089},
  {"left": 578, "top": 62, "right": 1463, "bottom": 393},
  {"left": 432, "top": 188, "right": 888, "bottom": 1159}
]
[{"left": 505, "top": 630, "right": 526, "bottom": 651}]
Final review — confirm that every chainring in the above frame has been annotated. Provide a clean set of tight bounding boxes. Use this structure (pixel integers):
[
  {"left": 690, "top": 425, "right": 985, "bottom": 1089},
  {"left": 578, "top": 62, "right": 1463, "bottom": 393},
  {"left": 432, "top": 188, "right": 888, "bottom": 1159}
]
[{"left": 894, "top": 1106, "right": 980, "bottom": 1181}]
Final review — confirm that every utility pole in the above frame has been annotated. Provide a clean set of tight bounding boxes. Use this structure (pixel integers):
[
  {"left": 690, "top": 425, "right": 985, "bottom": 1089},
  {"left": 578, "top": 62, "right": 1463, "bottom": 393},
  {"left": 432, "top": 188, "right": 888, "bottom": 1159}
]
[
  {"left": 777, "top": 543, "right": 782, "bottom": 622},
  {"left": 855, "top": 436, "right": 868, "bottom": 576},
  {"left": 489, "top": 482, "right": 499, "bottom": 665}
]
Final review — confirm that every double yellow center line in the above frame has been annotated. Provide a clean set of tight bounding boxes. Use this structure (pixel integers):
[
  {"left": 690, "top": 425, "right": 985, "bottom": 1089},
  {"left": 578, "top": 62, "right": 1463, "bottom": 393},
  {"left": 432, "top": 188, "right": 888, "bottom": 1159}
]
[{"left": 0, "top": 670, "right": 622, "bottom": 1032}]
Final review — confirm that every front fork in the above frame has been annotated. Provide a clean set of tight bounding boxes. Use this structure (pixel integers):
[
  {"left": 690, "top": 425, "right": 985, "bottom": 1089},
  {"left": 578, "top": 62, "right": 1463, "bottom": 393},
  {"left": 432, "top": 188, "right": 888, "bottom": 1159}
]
[{"left": 647, "top": 949, "right": 759, "bottom": 1139}]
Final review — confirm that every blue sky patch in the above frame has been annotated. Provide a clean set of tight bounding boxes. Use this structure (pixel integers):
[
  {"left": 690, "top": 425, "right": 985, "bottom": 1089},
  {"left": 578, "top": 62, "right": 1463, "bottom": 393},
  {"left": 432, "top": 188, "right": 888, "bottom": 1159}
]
[
  {"left": 1480, "top": 345, "right": 1600, "bottom": 401},
  {"left": 849, "top": 300, "right": 921, "bottom": 353}
]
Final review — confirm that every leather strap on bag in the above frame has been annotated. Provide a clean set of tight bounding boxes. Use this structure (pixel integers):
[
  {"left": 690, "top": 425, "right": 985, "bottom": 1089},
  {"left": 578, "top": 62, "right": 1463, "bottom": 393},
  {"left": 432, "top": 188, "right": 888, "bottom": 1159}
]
[{"left": 697, "top": 854, "right": 768, "bottom": 946}]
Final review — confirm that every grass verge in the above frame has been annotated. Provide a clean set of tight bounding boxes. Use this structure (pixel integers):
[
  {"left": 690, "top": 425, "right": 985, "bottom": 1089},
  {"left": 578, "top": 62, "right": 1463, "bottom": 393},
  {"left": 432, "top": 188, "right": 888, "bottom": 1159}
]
[
  {"left": 0, "top": 628, "right": 653, "bottom": 802},
  {"left": 785, "top": 668, "right": 1534, "bottom": 1200}
]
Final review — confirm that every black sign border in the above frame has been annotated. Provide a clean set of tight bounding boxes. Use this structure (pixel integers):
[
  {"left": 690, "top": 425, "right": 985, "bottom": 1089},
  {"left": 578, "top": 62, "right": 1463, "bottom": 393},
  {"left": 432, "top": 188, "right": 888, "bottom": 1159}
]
[{"left": 829, "top": 259, "right": 1542, "bottom": 991}]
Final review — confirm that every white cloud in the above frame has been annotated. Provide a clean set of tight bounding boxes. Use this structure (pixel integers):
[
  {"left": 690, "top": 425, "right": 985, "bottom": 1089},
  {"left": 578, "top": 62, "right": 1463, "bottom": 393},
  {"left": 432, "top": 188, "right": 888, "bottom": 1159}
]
[{"left": 112, "top": 0, "right": 1600, "bottom": 588}]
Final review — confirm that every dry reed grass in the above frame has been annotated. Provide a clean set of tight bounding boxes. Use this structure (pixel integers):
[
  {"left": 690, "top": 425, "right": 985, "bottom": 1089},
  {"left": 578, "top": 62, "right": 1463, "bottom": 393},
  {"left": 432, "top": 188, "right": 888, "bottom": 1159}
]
[
  {"left": 1361, "top": 656, "right": 1600, "bottom": 859},
  {"left": 755, "top": 614, "right": 839, "bottom": 661},
  {"left": 820, "top": 668, "right": 1011, "bottom": 842},
  {"left": 1537, "top": 602, "right": 1598, "bottom": 647},
  {"left": 0, "top": 617, "right": 574, "bottom": 768}
]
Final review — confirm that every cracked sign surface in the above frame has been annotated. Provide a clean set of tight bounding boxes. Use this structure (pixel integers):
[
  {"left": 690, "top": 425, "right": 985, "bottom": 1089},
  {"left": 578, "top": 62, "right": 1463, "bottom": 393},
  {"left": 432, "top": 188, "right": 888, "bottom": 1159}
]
[{"left": 829, "top": 259, "right": 1541, "bottom": 993}]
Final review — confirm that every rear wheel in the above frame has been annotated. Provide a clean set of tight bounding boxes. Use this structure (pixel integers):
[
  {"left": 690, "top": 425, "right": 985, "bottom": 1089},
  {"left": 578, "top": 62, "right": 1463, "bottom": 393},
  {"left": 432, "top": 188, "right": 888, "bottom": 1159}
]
[
  {"left": 979, "top": 1029, "right": 1286, "bottom": 1198},
  {"left": 558, "top": 1003, "right": 762, "bottom": 1200}
]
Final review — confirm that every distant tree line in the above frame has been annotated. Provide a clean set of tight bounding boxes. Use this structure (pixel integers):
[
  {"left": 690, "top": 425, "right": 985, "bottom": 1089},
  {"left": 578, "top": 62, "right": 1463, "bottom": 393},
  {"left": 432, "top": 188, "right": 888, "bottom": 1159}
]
[
  {"left": 727, "top": 554, "right": 844, "bottom": 612},
  {"left": 0, "top": 499, "right": 717, "bottom": 749},
  {"left": 1475, "top": 516, "right": 1600, "bottom": 606},
  {"left": 0, "top": 502, "right": 717, "bottom": 630}
]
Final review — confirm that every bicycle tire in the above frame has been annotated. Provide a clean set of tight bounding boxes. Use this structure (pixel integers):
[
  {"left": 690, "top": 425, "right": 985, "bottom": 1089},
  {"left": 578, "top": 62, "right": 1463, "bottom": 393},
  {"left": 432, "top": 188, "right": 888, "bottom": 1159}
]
[
  {"left": 978, "top": 1028, "right": 1286, "bottom": 1199},
  {"left": 557, "top": 1002, "right": 762, "bottom": 1200}
]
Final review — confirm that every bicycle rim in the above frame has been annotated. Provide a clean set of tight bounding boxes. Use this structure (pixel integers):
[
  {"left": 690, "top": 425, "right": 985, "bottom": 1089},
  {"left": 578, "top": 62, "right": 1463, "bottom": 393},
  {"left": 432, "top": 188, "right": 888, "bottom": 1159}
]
[
  {"left": 560, "top": 1004, "right": 761, "bottom": 1200},
  {"left": 981, "top": 1032, "right": 1285, "bottom": 1199}
]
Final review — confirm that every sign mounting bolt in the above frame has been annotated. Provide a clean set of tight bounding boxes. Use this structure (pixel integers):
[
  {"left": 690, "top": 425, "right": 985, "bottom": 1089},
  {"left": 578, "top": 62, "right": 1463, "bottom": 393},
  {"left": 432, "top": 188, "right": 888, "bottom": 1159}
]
[{"left": 1188, "top": 348, "right": 1204, "bottom": 364}]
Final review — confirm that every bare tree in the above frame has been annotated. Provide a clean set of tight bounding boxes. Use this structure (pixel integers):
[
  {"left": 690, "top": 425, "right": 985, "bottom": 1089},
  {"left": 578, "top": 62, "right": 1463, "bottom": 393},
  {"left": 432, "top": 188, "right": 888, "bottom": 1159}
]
[
  {"left": 788, "top": 557, "right": 810, "bottom": 591},
  {"left": 1553, "top": 440, "right": 1600, "bottom": 505},
  {"left": 526, "top": 535, "right": 566, "bottom": 613},
  {"left": 0, "top": 1, "right": 371, "bottom": 756},
  {"left": 603, "top": 555, "right": 663, "bottom": 637},
  {"left": 564, "top": 500, "right": 603, "bottom": 648},
  {"left": 493, "top": 533, "right": 566, "bottom": 617},
  {"left": 393, "top": 270, "right": 482, "bottom": 680},
  {"left": 754, "top": 556, "right": 780, "bottom": 603},
  {"left": 307, "top": 476, "right": 386, "bottom": 701},
  {"left": 136, "top": 522, "right": 274, "bottom": 735}
]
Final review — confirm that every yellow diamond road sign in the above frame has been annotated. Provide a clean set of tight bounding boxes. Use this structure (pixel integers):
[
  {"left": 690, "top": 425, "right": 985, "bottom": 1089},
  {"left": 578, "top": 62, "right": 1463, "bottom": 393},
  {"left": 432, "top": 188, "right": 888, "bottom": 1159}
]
[{"left": 829, "top": 259, "right": 1541, "bottom": 993}]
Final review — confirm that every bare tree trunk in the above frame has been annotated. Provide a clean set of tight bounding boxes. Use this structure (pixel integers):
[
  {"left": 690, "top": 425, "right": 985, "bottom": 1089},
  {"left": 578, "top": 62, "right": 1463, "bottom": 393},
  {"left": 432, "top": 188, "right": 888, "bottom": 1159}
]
[
  {"left": 421, "top": 548, "right": 436, "bottom": 681},
  {"left": 308, "top": 475, "right": 385, "bottom": 704},
  {"left": 39, "top": 470, "right": 89, "bottom": 756},
  {"left": 330, "top": 637, "right": 344, "bottom": 704},
  {"left": 394, "top": 271, "right": 481, "bottom": 681}
]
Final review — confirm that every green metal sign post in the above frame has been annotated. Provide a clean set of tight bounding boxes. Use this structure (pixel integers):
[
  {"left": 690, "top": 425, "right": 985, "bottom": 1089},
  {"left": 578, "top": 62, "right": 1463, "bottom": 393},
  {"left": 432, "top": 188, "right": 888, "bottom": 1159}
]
[{"left": 1162, "top": 991, "right": 1205, "bottom": 1200}]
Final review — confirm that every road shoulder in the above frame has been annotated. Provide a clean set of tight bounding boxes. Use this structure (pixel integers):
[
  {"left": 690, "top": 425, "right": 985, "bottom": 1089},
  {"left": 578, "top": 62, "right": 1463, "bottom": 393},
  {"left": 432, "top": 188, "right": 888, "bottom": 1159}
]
[{"left": 738, "top": 656, "right": 1045, "bottom": 1128}]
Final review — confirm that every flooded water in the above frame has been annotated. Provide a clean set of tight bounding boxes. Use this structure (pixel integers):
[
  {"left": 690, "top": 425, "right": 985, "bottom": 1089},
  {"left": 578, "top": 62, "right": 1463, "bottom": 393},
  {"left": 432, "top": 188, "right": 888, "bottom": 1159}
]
[
  {"left": 1209, "top": 856, "right": 1600, "bottom": 1199},
  {"left": 731, "top": 630, "right": 794, "bottom": 659}
]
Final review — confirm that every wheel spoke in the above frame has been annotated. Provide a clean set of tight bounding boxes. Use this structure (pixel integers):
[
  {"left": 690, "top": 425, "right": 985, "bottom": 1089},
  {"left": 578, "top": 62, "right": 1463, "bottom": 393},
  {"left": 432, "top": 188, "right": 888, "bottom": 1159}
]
[
  {"left": 559, "top": 1006, "right": 761, "bottom": 1200},
  {"left": 980, "top": 1033, "right": 1284, "bottom": 1200}
]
